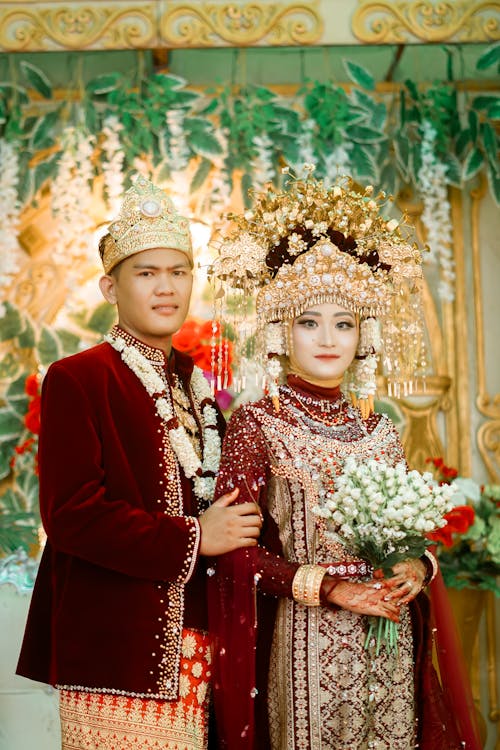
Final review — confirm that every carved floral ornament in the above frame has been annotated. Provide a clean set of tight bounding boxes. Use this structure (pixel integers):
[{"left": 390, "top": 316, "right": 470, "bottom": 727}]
[
  {"left": 352, "top": 0, "right": 500, "bottom": 44},
  {"left": 0, "top": 1, "right": 323, "bottom": 52}
]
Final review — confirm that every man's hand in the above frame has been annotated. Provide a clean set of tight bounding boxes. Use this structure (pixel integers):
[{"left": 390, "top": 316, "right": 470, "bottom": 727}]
[
  {"left": 327, "top": 580, "right": 401, "bottom": 622},
  {"left": 199, "top": 488, "right": 263, "bottom": 556}
]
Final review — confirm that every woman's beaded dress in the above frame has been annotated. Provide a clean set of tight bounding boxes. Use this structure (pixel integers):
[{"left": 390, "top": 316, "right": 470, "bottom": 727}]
[{"left": 215, "top": 378, "right": 415, "bottom": 750}]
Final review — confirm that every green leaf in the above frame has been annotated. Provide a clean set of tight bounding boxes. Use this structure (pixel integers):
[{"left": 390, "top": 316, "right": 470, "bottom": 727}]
[
  {"left": 0, "top": 438, "right": 18, "bottom": 480},
  {"left": 37, "top": 326, "right": 61, "bottom": 366},
  {"left": 55, "top": 329, "right": 82, "bottom": 355},
  {"left": 486, "top": 163, "right": 500, "bottom": 206},
  {"left": 472, "top": 95, "right": 500, "bottom": 110},
  {"left": 462, "top": 146, "right": 484, "bottom": 181},
  {"left": 6, "top": 373, "right": 29, "bottom": 400},
  {"left": 189, "top": 129, "right": 223, "bottom": 158},
  {"left": 351, "top": 144, "right": 380, "bottom": 183},
  {"left": 468, "top": 109, "right": 478, "bottom": 143},
  {"left": 442, "top": 152, "right": 463, "bottom": 187},
  {"left": 20, "top": 61, "right": 52, "bottom": 99},
  {"left": 394, "top": 135, "right": 410, "bottom": 180},
  {"left": 31, "top": 110, "right": 59, "bottom": 150},
  {"left": 481, "top": 122, "right": 499, "bottom": 171},
  {"left": 190, "top": 158, "right": 212, "bottom": 193},
  {"left": 380, "top": 162, "right": 399, "bottom": 198},
  {"left": 0, "top": 302, "right": 23, "bottom": 341},
  {"left": 410, "top": 143, "right": 423, "bottom": 185},
  {"left": 86, "top": 303, "right": 117, "bottom": 335},
  {"left": 17, "top": 316, "right": 36, "bottom": 349},
  {"left": 0, "top": 407, "right": 23, "bottom": 440},
  {"left": 86, "top": 73, "right": 121, "bottom": 96},
  {"left": 343, "top": 59, "right": 375, "bottom": 91},
  {"left": 476, "top": 43, "right": 500, "bottom": 71},
  {"left": 456, "top": 128, "right": 472, "bottom": 159},
  {"left": 348, "top": 125, "right": 386, "bottom": 144},
  {"left": 0, "top": 353, "right": 21, "bottom": 380},
  {"left": 0, "top": 83, "right": 29, "bottom": 106},
  {"left": 487, "top": 101, "right": 500, "bottom": 119}
]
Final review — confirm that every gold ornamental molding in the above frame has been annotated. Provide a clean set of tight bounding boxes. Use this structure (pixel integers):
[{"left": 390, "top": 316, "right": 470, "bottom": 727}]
[
  {"left": 0, "top": 1, "right": 156, "bottom": 51},
  {"left": 471, "top": 176, "right": 500, "bottom": 482},
  {"left": 352, "top": 1, "right": 500, "bottom": 44},
  {"left": 160, "top": 2, "right": 323, "bottom": 47},
  {"left": 0, "top": 0, "right": 325, "bottom": 51}
]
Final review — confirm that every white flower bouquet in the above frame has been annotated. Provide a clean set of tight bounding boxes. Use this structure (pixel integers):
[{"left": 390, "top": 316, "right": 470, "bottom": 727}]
[{"left": 313, "top": 457, "right": 456, "bottom": 653}]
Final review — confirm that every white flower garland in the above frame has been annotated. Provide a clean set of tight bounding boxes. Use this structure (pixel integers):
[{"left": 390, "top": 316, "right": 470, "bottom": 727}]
[
  {"left": 210, "top": 127, "right": 232, "bottom": 214},
  {"left": 252, "top": 133, "right": 275, "bottom": 191},
  {"left": 323, "top": 144, "right": 351, "bottom": 187},
  {"left": 105, "top": 333, "right": 221, "bottom": 501},
  {"left": 101, "top": 116, "right": 125, "bottom": 216},
  {"left": 418, "top": 120, "right": 455, "bottom": 302},
  {"left": 51, "top": 127, "right": 96, "bottom": 290},
  {"left": 0, "top": 139, "right": 23, "bottom": 292}
]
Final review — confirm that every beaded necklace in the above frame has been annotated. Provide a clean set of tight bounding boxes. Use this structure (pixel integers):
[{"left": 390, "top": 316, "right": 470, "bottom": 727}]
[{"left": 105, "top": 331, "right": 221, "bottom": 501}]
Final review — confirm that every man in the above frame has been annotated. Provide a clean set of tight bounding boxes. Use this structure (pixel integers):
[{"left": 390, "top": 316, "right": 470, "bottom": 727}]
[{"left": 16, "top": 175, "right": 262, "bottom": 749}]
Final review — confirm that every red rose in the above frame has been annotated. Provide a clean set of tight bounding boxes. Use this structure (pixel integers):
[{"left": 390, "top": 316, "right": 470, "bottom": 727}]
[
  {"left": 427, "top": 505, "right": 475, "bottom": 547},
  {"left": 25, "top": 374, "right": 40, "bottom": 397}
]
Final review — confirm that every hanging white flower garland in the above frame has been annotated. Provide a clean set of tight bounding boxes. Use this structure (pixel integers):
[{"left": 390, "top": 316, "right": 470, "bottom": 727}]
[
  {"left": 252, "top": 133, "right": 275, "bottom": 191},
  {"left": 105, "top": 333, "right": 221, "bottom": 502},
  {"left": 101, "top": 116, "right": 125, "bottom": 216},
  {"left": 418, "top": 120, "right": 455, "bottom": 302},
  {"left": 0, "top": 139, "right": 23, "bottom": 293}
]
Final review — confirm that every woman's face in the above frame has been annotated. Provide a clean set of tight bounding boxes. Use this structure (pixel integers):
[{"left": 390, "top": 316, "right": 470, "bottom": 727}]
[{"left": 291, "top": 302, "right": 359, "bottom": 381}]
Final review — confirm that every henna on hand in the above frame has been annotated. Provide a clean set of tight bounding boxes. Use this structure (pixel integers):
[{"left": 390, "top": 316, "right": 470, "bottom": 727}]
[
  {"left": 384, "top": 559, "right": 427, "bottom": 605},
  {"left": 326, "top": 580, "right": 400, "bottom": 622}
]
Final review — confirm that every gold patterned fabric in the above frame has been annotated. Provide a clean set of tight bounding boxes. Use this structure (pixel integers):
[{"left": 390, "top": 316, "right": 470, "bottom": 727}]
[{"left": 59, "top": 629, "right": 212, "bottom": 750}]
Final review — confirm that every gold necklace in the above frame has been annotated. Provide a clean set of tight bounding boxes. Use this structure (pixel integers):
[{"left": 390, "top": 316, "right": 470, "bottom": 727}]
[{"left": 287, "top": 391, "right": 345, "bottom": 427}]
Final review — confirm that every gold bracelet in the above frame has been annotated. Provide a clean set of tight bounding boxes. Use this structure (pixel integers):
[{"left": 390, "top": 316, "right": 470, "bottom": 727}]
[
  {"left": 292, "top": 564, "right": 327, "bottom": 607},
  {"left": 423, "top": 549, "right": 438, "bottom": 585}
]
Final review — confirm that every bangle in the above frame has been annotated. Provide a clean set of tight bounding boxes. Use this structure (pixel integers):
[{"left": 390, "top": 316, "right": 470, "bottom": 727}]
[
  {"left": 292, "top": 564, "right": 327, "bottom": 607},
  {"left": 422, "top": 550, "right": 438, "bottom": 586}
]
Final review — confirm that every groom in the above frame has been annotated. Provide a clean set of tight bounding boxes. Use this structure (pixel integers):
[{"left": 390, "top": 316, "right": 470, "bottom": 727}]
[{"left": 17, "top": 175, "right": 262, "bottom": 749}]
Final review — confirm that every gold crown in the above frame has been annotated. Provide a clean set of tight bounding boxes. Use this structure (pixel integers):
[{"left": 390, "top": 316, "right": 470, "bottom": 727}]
[
  {"left": 214, "top": 172, "right": 422, "bottom": 316},
  {"left": 101, "top": 175, "right": 193, "bottom": 273}
]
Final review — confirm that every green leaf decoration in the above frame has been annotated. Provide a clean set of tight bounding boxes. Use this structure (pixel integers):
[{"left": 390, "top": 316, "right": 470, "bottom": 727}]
[
  {"left": 31, "top": 109, "right": 59, "bottom": 150},
  {"left": 20, "top": 61, "right": 52, "bottom": 99},
  {"left": 0, "top": 407, "right": 24, "bottom": 440},
  {"left": 6, "top": 373, "right": 29, "bottom": 400},
  {"left": 17, "top": 316, "right": 36, "bottom": 349},
  {"left": 343, "top": 59, "right": 375, "bottom": 91},
  {"left": 241, "top": 172, "right": 253, "bottom": 209},
  {"left": 0, "top": 302, "right": 24, "bottom": 341},
  {"left": 476, "top": 43, "right": 500, "bottom": 71},
  {"left": 472, "top": 95, "right": 500, "bottom": 110},
  {"left": 0, "top": 438, "right": 18, "bottom": 480},
  {"left": 394, "top": 136, "right": 410, "bottom": 180},
  {"left": 86, "top": 303, "right": 117, "bottom": 335},
  {"left": 487, "top": 164, "right": 500, "bottom": 206},
  {"left": 55, "top": 329, "right": 82, "bottom": 356},
  {"left": 0, "top": 353, "right": 21, "bottom": 380},
  {"left": 86, "top": 73, "right": 121, "bottom": 95},
  {"left": 0, "top": 83, "right": 30, "bottom": 106},
  {"left": 410, "top": 143, "right": 423, "bottom": 185},
  {"left": 348, "top": 125, "right": 386, "bottom": 144},
  {"left": 442, "top": 152, "right": 463, "bottom": 187},
  {"left": 487, "top": 101, "right": 500, "bottom": 119},
  {"left": 351, "top": 144, "right": 379, "bottom": 183},
  {"left": 190, "top": 158, "right": 212, "bottom": 193},
  {"left": 380, "top": 162, "right": 399, "bottom": 198},
  {"left": 456, "top": 128, "right": 472, "bottom": 159},
  {"left": 462, "top": 146, "right": 484, "bottom": 181},
  {"left": 481, "top": 122, "right": 499, "bottom": 170},
  {"left": 37, "top": 326, "right": 62, "bottom": 366},
  {"left": 468, "top": 109, "right": 479, "bottom": 143},
  {"left": 188, "top": 129, "right": 223, "bottom": 158}
]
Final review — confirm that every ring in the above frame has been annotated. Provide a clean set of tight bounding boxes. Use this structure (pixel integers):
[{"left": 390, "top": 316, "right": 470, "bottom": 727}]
[{"left": 373, "top": 582, "right": 383, "bottom": 590}]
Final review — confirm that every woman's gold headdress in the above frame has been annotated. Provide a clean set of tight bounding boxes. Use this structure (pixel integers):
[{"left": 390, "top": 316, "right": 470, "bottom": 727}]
[{"left": 211, "top": 170, "right": 426, "bottom": 416}]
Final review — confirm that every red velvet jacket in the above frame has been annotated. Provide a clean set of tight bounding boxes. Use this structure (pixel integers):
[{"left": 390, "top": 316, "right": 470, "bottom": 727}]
[{"left": 16, "top": 338, "right": 222, "bottom": 700}]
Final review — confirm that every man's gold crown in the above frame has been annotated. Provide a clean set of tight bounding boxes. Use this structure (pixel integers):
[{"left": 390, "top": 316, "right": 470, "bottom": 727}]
[{"left": 100, "top": 175, "right": 193, "bottom": 273}]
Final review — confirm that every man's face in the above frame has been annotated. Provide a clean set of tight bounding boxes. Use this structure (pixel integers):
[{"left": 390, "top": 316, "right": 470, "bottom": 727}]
[{"left": 99, "top": 247, "right": 193, "bottom": 351}]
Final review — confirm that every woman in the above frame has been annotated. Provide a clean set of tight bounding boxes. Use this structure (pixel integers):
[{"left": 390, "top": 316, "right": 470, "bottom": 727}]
[{"left": 208, "top": 173, "right": 479, "bottom": 750}]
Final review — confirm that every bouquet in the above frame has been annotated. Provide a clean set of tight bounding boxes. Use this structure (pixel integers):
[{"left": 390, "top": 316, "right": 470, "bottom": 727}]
[{"left": 312, "top": 457, "right": 456, "bottom": 653}]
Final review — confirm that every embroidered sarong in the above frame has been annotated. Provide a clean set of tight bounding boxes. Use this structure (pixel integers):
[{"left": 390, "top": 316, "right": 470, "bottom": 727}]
[{"left": 59, "top": 629, "right": 211, "bottom": 750}]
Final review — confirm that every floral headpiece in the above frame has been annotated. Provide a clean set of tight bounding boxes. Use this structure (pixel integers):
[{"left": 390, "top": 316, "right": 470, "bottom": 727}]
[
  {"left": 100, "top": 174, "right": 193, "bottom": 273},
  {"left": 212, "top": 170, "right": 426, "bottom": 416}
]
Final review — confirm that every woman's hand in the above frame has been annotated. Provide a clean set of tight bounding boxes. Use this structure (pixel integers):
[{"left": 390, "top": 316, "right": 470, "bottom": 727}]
[
  {"left": 383, "top": 559, "right": 427, "bottom": 606},
  {"left": 326, "top": 579, "right": 401, "bottom": 623}
]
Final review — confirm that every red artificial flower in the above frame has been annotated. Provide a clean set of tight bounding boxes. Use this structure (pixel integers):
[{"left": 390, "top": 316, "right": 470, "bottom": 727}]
[
  {"left": 427, "top": 505, "right": 475, "bottom": 547},
  {"left": 24, "top": 395, "right": 41, "bottom": 435},
  {"left": 172, "top": 319, "right": 203, "bottom": 354},
  {"left": 25, "top": 374, "right": 40, "bottom": 397}
]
